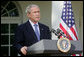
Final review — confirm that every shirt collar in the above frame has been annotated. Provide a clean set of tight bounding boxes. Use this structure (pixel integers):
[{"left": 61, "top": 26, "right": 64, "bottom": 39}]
[{"left": 29, "top": 19, "right": 39, "bottom": 26}]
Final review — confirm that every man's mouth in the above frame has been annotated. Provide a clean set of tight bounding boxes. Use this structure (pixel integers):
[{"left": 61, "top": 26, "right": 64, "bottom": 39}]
[{"left": 36, "top": 17, "right": 40, "bottom": 19}]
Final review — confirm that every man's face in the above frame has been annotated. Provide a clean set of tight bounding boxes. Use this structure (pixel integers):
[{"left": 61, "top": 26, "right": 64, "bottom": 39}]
[{"left": 28, "top": 7, "right": 40, "bottom": 23}]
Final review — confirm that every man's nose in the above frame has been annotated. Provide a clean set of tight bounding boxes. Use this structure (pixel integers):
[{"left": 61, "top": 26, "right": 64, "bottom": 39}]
[
  {"left": 36, "top": 13, "right": 40, "bottom": 16},
  {"left": 36, "top": 12, "right": 39, "bottom": 15}
]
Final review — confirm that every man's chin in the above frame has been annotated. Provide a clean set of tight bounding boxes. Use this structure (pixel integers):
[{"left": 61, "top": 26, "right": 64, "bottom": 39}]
[{"left": 35, "top": 20, "right": 39, "bottom": 22}]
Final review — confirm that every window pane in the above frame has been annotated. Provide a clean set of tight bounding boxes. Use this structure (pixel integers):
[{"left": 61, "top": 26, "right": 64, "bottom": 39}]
[
  {"left": 1, "top": 24, "right": 9, "bottom": 33},
  {"left": 6, "top": 2, "right": 16, "bottom": 11},
  {"left": 10, "top": 46, "right": 17, "bottom": 56},
  {"left": 1, "top": 8, "right": 8, "bottom": 16},
  {"left": 2, "top": 13, "right": 8, "bottom": 16},
  {"left": 1, "top": 47, "right": 8, "bottom": 56},
  {"left": 1, "top": 35, "right": 9, "bottom": 45},
  {"left": 10, "top": 35, "right": 14, "bottom": 44},
  {"left": 10, "top": 24, "right": 18, "bottom": 33},
  {"left": 9, "top": 9, "right": 19, "bottom": 16},
  {"left": 1, "top": 1, "right": 8, "bottom": 7},
  {"left": 13, "top": 9, "right": 19, "bottom": 16}
]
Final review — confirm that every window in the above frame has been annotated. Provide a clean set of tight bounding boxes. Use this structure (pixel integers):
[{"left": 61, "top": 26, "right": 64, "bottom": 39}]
[
  {"left": 1, "top": 1, "right": 19, "bottom": 17},
  {"left": 1, "top": 24, "right": 18, "bottom": 56},
  {"left": 1, "top": 1, "right": 22, "bottom": 56}
]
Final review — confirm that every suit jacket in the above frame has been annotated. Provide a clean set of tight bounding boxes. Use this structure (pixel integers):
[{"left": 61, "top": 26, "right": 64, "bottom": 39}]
[{"left": 13, "top": 20, "right": 51, "bottom": 55}]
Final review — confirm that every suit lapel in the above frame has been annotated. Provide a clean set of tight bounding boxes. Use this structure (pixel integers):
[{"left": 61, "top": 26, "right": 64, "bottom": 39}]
[
  {"left": 39, "top": 23, "right": 44, "bottom": 40},
  {"left": 25, "top": 21, "right": 38, "bottom": 41}
]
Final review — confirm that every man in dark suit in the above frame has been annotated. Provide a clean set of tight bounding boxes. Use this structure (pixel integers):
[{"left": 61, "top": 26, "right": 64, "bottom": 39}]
[{"left": 13, "top": 4, "right": 51, "bottom": 56}]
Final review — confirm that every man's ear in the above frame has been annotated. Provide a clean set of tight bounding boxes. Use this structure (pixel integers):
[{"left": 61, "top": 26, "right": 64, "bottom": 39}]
[{"left": 27, "top": 13, "right": 30, "bottom": 17}]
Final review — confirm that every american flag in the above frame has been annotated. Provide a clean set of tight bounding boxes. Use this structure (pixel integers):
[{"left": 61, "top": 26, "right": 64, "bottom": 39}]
[{"left": 59, "top": 1, "right": 81, "bottom": 56}]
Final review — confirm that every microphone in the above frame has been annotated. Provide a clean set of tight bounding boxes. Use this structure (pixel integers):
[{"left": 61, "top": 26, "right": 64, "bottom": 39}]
[{"left": 51, "top": 28, "right": 66, "bottom": 39}]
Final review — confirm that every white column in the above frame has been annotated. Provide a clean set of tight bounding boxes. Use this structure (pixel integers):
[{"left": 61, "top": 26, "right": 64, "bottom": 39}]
[{"left": 51, "top": 1, "right": 64, "bottom": 40}]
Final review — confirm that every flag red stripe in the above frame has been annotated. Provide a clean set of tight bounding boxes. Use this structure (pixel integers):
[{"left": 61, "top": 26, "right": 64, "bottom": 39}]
[
  {"left": 60, "top": 24, "right": 73, "bottom": 40},
  {"left": 79, "top": 54, "right": 81, "bottom": 56},
  {"left": 70, "top": 27, "right": 78, "bottom": 40},
  {"left": 72, "top": 54, "right": 81, "bottom": 56},
  {"left": 72, "top": 54, "right": 76, "bottom": 56}
]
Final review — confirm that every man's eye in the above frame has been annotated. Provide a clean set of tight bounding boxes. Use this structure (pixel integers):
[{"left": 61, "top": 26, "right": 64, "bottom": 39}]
[{"left": 34, "top": 11, "right": 40, "bottom": 13}]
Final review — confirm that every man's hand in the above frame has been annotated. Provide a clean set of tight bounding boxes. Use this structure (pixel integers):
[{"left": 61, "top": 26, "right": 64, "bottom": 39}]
[{"left": 20, "top": 46, "right": 27, "bottom": 55}]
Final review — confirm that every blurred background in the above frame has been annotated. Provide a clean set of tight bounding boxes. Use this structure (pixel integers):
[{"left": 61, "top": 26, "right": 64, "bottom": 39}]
[{"left": 1, "top": 1, "right": 83, "bottom": 56}]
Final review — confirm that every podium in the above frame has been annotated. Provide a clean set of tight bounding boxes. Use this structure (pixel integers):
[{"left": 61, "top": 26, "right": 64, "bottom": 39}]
[{"left": 27, "top": 39, "right": 82, "bottom": 56}]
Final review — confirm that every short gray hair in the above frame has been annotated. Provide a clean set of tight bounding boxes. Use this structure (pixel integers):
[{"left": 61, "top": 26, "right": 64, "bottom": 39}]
[{"left": 25, "top": 4, "right": 39, "bottom": 14}]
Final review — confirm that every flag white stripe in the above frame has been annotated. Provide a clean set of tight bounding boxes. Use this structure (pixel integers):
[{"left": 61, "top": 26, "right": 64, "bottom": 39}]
[
  {"left": 73, "top": 25, "right": 79, "bottom": 40},
  {"left": 60, "top": 18, "right": 77, "bottom": 41},
  {"left": 76, "top": 54, "right": 80, "bottom": 56}
]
